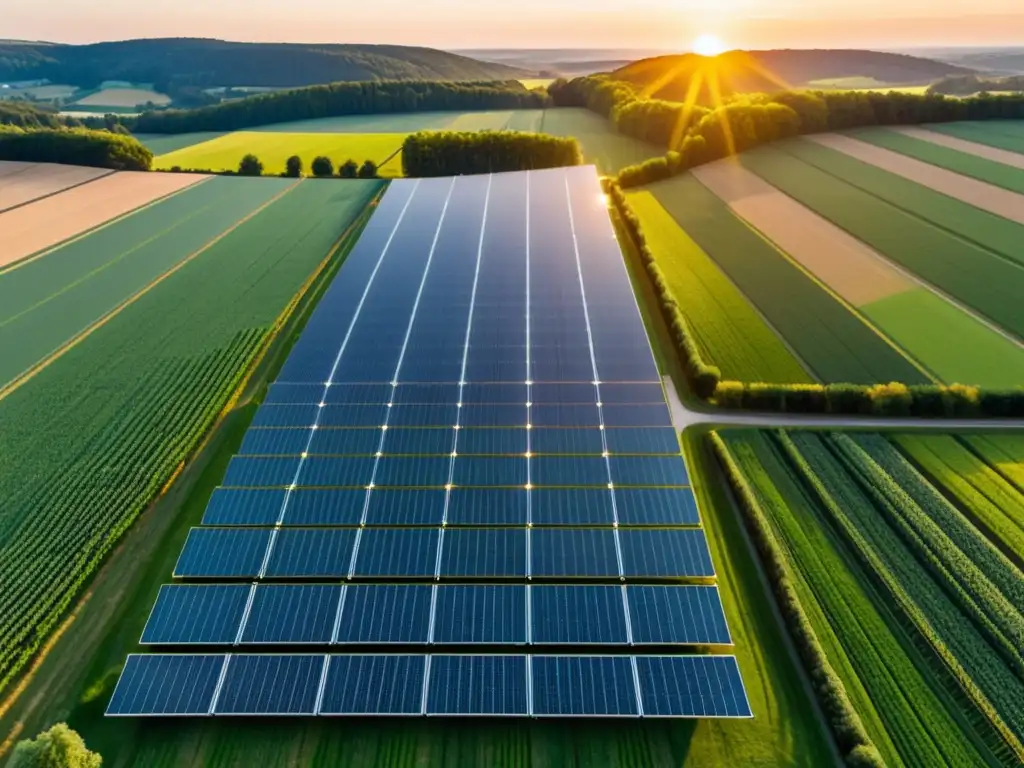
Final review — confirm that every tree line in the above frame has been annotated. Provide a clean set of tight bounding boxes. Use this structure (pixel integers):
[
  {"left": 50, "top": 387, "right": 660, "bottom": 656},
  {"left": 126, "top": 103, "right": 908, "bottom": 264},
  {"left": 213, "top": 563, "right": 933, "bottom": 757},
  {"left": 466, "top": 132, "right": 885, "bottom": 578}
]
[
  {"left": 929, "top": 74, "right": 1024, "bottom": 96},
  {"left": 0, "top": 124, "right": 152, "bottom": 170},
  {"left": 132, "top": 80, "right": 550, "bottom": 134},
  {"left": 551, "top": 75, "right": 1024, "bottom": 188},
  {"left": 402, "top": 130, "right": 582, "bottom": 177}
]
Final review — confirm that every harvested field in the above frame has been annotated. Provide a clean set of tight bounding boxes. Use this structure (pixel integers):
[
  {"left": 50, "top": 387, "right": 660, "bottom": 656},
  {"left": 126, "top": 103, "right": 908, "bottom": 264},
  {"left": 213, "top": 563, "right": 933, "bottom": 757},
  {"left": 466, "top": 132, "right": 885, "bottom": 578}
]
[
  {"left": 890, "top": 127, "right": 1024, "bottom": 171},
  {"left": 0, "top": 163, "right": 111, "bottom": 212},
  {"left": 73, "top": 87, "right": 171, "bottom": 108},
  {"left": 695, "top": 159, "right": 1024, "bottom": 387},
  {"left": 0, "top": 171, "right": 206, "bottom": 270},
  {"left": 810, "top": 133, "right": 1024, "bottom": 225},
  {"left": 0, "top": 161, "right": 35, "bottom": 179}
]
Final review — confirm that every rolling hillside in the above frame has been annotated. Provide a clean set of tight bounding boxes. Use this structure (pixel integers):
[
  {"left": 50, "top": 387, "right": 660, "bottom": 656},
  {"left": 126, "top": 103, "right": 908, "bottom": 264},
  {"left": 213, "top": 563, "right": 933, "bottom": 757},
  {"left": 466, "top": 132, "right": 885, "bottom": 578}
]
[
  {"left": 611, "top": 49, "right": 973, "bottom": 102},
  {"left": 0, "top": 38, "right": 531, "bottom": 90}
]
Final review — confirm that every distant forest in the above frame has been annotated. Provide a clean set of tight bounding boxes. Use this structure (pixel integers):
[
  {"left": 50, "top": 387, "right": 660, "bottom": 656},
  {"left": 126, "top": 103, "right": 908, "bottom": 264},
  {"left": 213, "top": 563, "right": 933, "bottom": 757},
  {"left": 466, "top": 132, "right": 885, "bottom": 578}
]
[{"left": 929, "top": 74, "right": 1024, "bottom": 95}]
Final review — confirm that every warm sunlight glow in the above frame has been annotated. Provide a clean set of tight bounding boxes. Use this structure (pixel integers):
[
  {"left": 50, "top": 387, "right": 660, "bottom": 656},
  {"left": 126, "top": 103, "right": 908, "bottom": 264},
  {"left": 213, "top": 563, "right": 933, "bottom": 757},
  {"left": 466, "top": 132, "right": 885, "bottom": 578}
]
[{"left": 693, "top": 34, "right": 726, "bottom": 57}]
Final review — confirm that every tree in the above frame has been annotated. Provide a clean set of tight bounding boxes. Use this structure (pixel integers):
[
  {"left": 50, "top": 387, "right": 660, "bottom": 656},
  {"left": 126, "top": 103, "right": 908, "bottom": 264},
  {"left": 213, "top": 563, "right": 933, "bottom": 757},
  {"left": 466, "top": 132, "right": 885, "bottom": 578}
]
[
  {"left": 7, "top": 723, "right": 102, "bottom": 768},
  {"left": 284, "top": 154, "right": 303, "bottom": 177},
  {"left": 338, "top": 159, "right": 358, "bottom": 178},
  {"left": 357, "top": 159, "right": 378, "bottom": 179},
  {"left": 238, "top": 153, "right": 263, "bottom": 176},
  {"left": 310, "top": 156, "right": 333, "bottom": 177}
]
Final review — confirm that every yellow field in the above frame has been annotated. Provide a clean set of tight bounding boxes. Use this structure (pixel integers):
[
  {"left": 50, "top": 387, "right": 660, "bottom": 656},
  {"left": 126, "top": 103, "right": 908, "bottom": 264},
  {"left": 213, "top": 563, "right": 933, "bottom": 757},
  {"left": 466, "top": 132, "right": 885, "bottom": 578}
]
[
  {"left": 519, "top": 78, "right": 555, "bottom": 90},
  {"left": 154, "top": 132, "right": 407, "bottom": 176}
]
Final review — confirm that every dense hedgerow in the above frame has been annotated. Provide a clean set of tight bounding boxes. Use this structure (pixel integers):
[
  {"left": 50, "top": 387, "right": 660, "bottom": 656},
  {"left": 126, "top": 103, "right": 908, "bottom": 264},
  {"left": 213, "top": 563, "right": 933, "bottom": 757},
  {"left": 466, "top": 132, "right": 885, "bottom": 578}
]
[
  {"left": 0, "top": 125, "right": 152, "bottom": 170},
  {"left": 401, "top": 130, "right": 582, "bottom": 176}
]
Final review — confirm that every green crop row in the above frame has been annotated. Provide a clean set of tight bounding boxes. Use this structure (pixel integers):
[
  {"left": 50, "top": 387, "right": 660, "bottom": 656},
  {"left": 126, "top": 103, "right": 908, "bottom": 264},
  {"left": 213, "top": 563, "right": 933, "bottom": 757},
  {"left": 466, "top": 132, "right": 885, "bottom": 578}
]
[
  {"left": 961, "top": 434, "right": 1024, "bottom": 495},
  {"left": 0, "top": 179, "right": 380, "bottom": 692}
]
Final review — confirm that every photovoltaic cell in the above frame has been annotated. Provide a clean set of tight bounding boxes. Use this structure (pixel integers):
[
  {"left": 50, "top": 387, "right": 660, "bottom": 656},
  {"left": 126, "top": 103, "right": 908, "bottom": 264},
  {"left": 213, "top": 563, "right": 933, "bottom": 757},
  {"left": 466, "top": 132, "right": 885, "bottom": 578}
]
[
  {"left": 387, "top": 404, "right": 458, "bottom": 427},
  {"left": 445, "top": 488, "right": 528, "bottom": 525},
  {"left": 251, "top": 403, "right": 319, "bottom": 428},
  {"left": 426, "top": 655, "right": 528, "bottom": 715},
  {"left": 381, "top": 428, "right": 454, "bottom": 456},
  {"left": 264, "top": 528, "right": 358, "bottom": 578},
  {"left": 614, "top": 488, "right": 700, "bottom": 526},
  {"left": 308, "top": 428, "right": 382, "bottom": 456},
  {"left": 240, "top": 428, "right": 311, "bottom": 456},
  {"left": 619, "top": 529, "right": 715, "bottom": 579},
  {"left": 601, "top": 404, "right": 673, "bottom": 428},
  {"left": 609, "top": 456, "right": 689, "bottom": 486},
  {"left": 375, "top": 456, "right": 451, "bottom": 487},
  {"left": 440, "top": 528, "right": 527, "bottom": 578},
  {"left": 531, "top": 456, "right": 608, "bottom": 487},
  {"left": 603, "top": 428, "right": 679, "bottom": 455},
  {"left": 457, "top": 428, "right": 528, "bottom": 455},
  {"left": 352, "top": 528, "right": 440, "bottom": 578},
  {"left": 391, "top": 384, "right": 459, "bottom": 405},
  {"left": 532, "top": 656, "right": 639, "bottom": 716},
  {"left": 452, "top": 456, "right": 527, "bottom": 486},
  {"left": 530, "top": 383, "right": 597, "bottom": 403},
  {"left": 432, "top": 585, "right": 527, "bottom": 644},
  {"left": 530, "top": 586, "right": 628, "bottom": 644},
  {"left": 530, "top": 404, "right": 600, "bottom": 427},
  {"left": 530, "top": 528, "right": 620, "bottom": 578},
  {"left": 365, "top": 489, "right": 445, "bottom": 525},
  {"left": 459, "top": 404, "right": 527, "bottom": 427},
  {"left": 241, "top": 585, "right": 342, "bottom": 644},
  {"left": 141, "top": 584, "right": 249, "bottom": 644},
  {"left": 174, "top": 528, "right": 272, "bottom": 578},
  {"left": 298, "top": 456, "right": 376, "bottom": 487},
  {"left": 214, "top": 654, "right": 324, "bottom": 715},
  {"left": 336, "top": 585, "right": 432, "bottom": 643},
  {"left": 598, "top": 383, "right": 665, "bottom": 404},
  {"left": 530, "top": 428, "right": 604, "bottom": 455},
  {"left": 460, "top": 384, "right": 528, "bottom": 404},
  {"left": 635, "top": 656, "right": 751, "bottom": 717},
  {"left": 282, "top": 488, "right": 366, "bottom": 526},
  {"left": 319, "top": 655, "right": 426, "bottom": 714},
  {"left": 627, "top": 586, "right": 731, "bottom": 645},
  {"left": 106, "top": 654, "right": 222, "bottom": 715},
  {"left": 530, "top": 489, "right": 614, "bottom": 526},
  {"left": 318, "top": 404, "right": 389, "bottom": 428},
  {"left": 202, "top": 488, "right": 286, "bottom": 526},
  {"left": 223, "top": 456, "right": 300, "bottom": 488}
]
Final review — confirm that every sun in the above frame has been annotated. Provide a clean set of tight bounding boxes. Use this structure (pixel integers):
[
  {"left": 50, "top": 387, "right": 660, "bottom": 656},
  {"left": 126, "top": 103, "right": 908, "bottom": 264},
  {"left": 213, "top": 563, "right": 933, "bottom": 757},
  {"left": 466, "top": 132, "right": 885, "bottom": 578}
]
[{"left": 693, "top": 34, "right": 727, "bottom": 57}]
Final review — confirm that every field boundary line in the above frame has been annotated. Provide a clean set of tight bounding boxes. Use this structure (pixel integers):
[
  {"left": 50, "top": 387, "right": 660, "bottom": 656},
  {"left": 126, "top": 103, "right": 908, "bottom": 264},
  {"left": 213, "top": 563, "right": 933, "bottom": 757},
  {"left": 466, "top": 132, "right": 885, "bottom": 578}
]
[
  {"left": 0, "top": 168, "right": 115, "bottom": 215},
  {"left": 0, "top": 174, "right": 212, "bottom": 277},
  {"left": 0, "top": 178, "right": 303, "bottom": 404},
  {"left": 691, "top": 172, "right": 938, "bottom": 385}
]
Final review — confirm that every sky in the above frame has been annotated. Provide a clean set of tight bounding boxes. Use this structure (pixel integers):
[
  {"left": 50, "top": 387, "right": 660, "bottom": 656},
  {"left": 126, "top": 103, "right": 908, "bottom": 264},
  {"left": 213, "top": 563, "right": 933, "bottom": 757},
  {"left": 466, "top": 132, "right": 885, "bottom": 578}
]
[{"left": 4, "top": 0, "right": 1024, "bottom": 49}]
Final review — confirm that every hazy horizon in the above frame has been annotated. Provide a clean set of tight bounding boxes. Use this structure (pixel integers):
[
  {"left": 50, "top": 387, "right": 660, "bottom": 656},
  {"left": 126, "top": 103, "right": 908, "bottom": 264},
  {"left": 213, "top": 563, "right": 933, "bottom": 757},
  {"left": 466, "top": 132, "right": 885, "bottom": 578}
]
[{"left": 4, "top": 0, "right": 1024, "bottom": 51}]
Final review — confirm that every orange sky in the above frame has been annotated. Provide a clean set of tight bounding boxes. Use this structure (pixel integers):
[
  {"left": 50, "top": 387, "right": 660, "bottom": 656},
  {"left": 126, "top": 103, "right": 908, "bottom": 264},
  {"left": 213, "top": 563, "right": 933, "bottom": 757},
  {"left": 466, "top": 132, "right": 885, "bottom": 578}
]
[{"left": 4, "top": 0, "right": 1024, "bottom": 48}]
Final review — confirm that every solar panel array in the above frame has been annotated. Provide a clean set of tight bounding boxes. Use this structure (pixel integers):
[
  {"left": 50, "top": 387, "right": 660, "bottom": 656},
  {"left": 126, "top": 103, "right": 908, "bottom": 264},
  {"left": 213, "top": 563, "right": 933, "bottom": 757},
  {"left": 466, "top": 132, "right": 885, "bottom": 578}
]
[{"left": 107, "top": 167, "right": 751, "bottom": 719}]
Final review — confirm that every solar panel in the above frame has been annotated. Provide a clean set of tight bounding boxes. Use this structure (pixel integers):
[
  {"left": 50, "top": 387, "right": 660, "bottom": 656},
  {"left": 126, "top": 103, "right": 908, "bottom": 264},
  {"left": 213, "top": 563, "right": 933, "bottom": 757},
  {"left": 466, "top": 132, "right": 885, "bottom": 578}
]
[
  {"left": 318, "top": 404, "right": 389, "bottom": 428},
  {"left": 530, "top": 383, "right": 597, "bottom": 403},
  {"left": 530, "top": 528, "right": 620, "bottom": 578},
  {"left": 619, "top": 529, "right": 715, "bottom": 579},
  {"left": 601, "top": 404, "right": 673, "bottom": 428},
  {"left": 391, "top": 384, "right": 459, "bottom": 404},
  {"left": 634, "top": 655, "right": 751, "bottom": 717},
  {"left": 202, "top": 488, "right": 286, "bottom": 526},
  {"left": 308, "top": 428, "right": 383, "bottom": 456},
  {"left": 214, "top": 654, "right": 324, "bottom": 715},
  {"left": 530, "top": 488, "right": 614, "bottom": 526},
  {"left": 251, "top": 403, "right": 319, "bottom": 428},
  {"left": 614, "top": 488, "right": 700, "bottom": 526},
  {"left": 530, "top": 428, "right": 604, "bottom": 455},
  {"left": 352, "top": 528, "right": 440, "bottom": 578},
  {"left": 298, "top": 456, "right": 376, "bottom": 487},
  {"left": 106, "top": 654, "right": 223, "bottom": 716},
  {"left": 627, "top": 586, "right": 732, "bottom": 645},
  {"left": 174, "top": 528, "right": 271, "bottom": 578},
  {"left": 530, "top": 586, "right": 628, "bottom": 644},
  {"left": 380, "top": 428, "right": 454, "bottom": 456},
  {"left": 603, "top": 428, "right": 680, "bottom": 455},
  {"left": 319, "top": 655, "right": 426, "bottom": 715},
  {"left": 375, "top": 456, "right": 451, "bottom": 487},
  {"left": 365, "top": 489, "right": 445, "bottom": 525},
  {"left": 426, "top": 655, "right": 528, "bottom": 715},
  {"left": 141, "top": 585, "right": 249, "bottom": 645},
  {"left": 452, "top": 456, "right": 527, "bottom": 486},
  {"left": 445, "top": 488, "right": 528, "bottom": 525},
  {"left": 461, "top": 383, "right": 528, "bottom": 404},
  {"left": 431, "top": 585, "right": 527, "bottom": 644},
  {"left": 459, "top": 404, "right": 527, "bottom": 427},
  {"left": 264, "top": 528, "right": 358, "bottom": 578},
  {"left": 598, "top": 383, "right": 665, "bottom": 404},
  {"left": 387, "top": 404, "right": 458, "bottom": 427},
  {"left": 223, "top": 456, "right": 300, "bottom": 487},
  {"left": 439, "top": 528, "right": 528, "bottom": 578},
  {"left": 609, "top": 456, "right": 689, "bottom": 486},
  {"left": 457, "top": 428, "right": 528, "bottom": 455},
  {"left": 531, "top": 456, "right": 608, "bottom": 487},
  {"left": 282, "top": 488, "right": 367, "bottom": 526},
  {"left": 240, "top": 428, "right": 311, "bottom": 456},
  {"left": 241, "top": 585, "right": 342, "bottom": 644},
  {"left": 264, "top": 383, "right": 325, "bottom": 404},
  {"left": 336, "top": 584, "right": 432, "bottom": 643},
  {"left": 531, "top": 656, "right": 639, "bottom": 716}
]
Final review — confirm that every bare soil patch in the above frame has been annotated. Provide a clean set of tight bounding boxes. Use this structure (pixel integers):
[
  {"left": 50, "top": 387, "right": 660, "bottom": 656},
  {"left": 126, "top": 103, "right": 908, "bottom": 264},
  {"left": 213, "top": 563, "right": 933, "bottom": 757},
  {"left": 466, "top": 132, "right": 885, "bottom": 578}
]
[{"left": 0, "top": 163, "right": 110, "bottom": 212}]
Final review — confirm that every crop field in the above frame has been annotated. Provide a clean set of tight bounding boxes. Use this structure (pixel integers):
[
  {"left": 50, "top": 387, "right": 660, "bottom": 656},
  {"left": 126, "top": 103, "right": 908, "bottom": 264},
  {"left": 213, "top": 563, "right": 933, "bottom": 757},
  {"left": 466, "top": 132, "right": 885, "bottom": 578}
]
[
  {"left": 134, "top": 132, "right": 228, "bottom": 155},
  {"left": 928, "top": 121, "right": 1024, "bottom": 154},
  {"left": 640, "top": 172, "right": 929, "bottom": 385},
  {"left": 72, "top": 87, "right": 172, "bottom": 108},
  {"left": 0, "top": 162, "right": 110, "bottom": 212},
  {"left": 154, "top": 132, "right": 407, "bottom": 175},
  {"left": 624, "top": 189, "right": 814, "bottom": 384},
  {"left": 0, "top": 178, "right": 380, "bottom": 695},
  {"left": 716, "top": 428, "right": 1024, "bottom": 767}
]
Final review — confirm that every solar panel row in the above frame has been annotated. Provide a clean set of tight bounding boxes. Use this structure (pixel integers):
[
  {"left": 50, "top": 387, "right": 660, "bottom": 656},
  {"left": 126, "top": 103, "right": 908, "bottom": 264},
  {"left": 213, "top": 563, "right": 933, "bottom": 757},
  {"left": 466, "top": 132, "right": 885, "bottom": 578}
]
[
  {"left": 203, "top": 486, "right": 700, "bottom": 527},
  {"left": 107, "top": 653, "right": 752, "bottom": 718},
  {"left": 173, "top": 526, "right": 716, "bottom": 579},
  {"left": 266, "top": 382, "right": 667, "bottom": 405},
  {"left": 142, "top": 584, "right": 732, "bottom": 646}
]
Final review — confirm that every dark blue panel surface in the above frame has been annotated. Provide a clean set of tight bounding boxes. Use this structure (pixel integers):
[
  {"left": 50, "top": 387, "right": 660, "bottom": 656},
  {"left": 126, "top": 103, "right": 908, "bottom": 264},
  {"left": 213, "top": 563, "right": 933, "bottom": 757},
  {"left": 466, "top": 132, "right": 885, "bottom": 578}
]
[
  {"left": 319, "top": 655, "right": 426, "bottom": 714},
  {"left": 381, "top": 428, "right": 454, "bottom": 456},
  {"left": 614, "top": 488, "right": 700, "bottom": 526},
  {"left": 457, "top": 428, "right": 528, "bottom": 455},
  {"left": 601, "top": 404, "right": 673, "bottom": 428},
  {"left": 353, "top": 528, "right": 440, "bottom": 578},
  {"left": 530, "top": 489, "right": 614, "bottom": 526},
  {"left": 265, "top": 528, "right": 358, "bottom": 578},
  {"left": 251, "top": 404, "right": 319, "bottom": 428},
  {"left": 308, "top": 428, "right": 382, "bottom": 456},
  {"left": 459, "top": 404, "right": 526, "bottom": 427},
  {"left": 635, "top": 656, "right": 751, "bottom": 717},
  {"left": 598, "top": 383, "right": 666, "bottom": 403},
  {"left": 365, "top": 489, "right": 445, "bottom": 525},
  {"left": 530, "top": 429, "right": 604, "bottom": 455},
  {"left": 107, "top": 654, "right": 223, "bottom": 715},
  {"left": 391, "top": 384, "right": 459, "bottom": 405},
  {"left": 318, "top": 404, "right": 389, "bottom": 428},
  {"left": 298, "top": 456, "right": 376, "bottom": 487},
  {"left": 426, "top": 655, "right": 528, "bottom": 715},
  {"left": 142, "top": 585, "right": 249, "bottom": 644},
  {"left": 337, "top": 585, "right": 432, "bottom": 643},
  {"left": 627, "top": 586, "right": 731, "bottom": 645},
  {"left": 530, "top": 404, "right": 601, "bottom": 427},
  {"left": 531, "top": 456, "right": 607, "bottom": 487},
  {"left": 387, "top": 404, "right": 459, "bottom": 427},
  {"left": 609, "top": 456, "right": 689, "bottom": 486},
  {"left": 530, "top": 586, "right": 628, "bottom": 644},
  {"left": 461, "top": 384, "right": 527, "bottom": 403},
  {"left": 452, "top": 456, "right": 527, "bottom": 486},
  {"left": 530, "top": 528, "right": 620, "bottom": 578},
  {"left": 440, "top": 528, "right": 527, "bottom": 578},
  {"left": 241, "top": 585, "right": 342, "bottom": 644},
  {"left": 265, "top": 383, "right": 325, "bottom": 404},
  {"left": 432, "top": 585, "right": 527, "bottom": 644},
  {"left": 174, "top": 528, "right": 271, "bottom": 578},
  {"left": 283, "top": 488, "right": 366, "bottom": 526},
  {"left": 445, "top": 488, "right": 528, "bottom": 525},
  {"left": 532, "top": 656, "right": 639, "bottom": 716},
  {"left": 240, "top": 428, "right": 310, "bottom": 456},
  {"left": 619, "top": 529, "right": 714, "bottom": 578},
  {"left": 223, "top": 456, "right": 300, "bottom": 488},
  {"left": 604, "top": 428, "right": 680, "bottom": 455},
  {"left": 203, "top": 488, "right": 286, "bottom": 526},
  {"left": 375, "top": 457, "right": 451, "bottom": 486},
  {"left": 530, "top": 383, "right": 597, "bottom": 404},
  {"left": 215, "top": 654, "right": 324, "bottom": 715}
]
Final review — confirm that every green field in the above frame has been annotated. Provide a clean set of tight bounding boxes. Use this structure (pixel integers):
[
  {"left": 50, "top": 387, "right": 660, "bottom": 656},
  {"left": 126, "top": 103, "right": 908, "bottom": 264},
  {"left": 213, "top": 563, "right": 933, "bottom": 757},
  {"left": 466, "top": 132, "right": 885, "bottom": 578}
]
[
  {"left": 0, "top": 179, "right": 380, "bottom": 696},
  {"left": 154, "top": 132, "right": 407, "bottom": 175},
  {"left": 642, "top": 173, "right": 928, "bottom": 385},
  {"left": 928, "top": 122, "right": 1024, "bottom": 154},
  {"left": 0, "top": 176, "right": 294, "bottom": 388},
  {"left": 625, "top": 189, "right": 814, "bottom": 384},
  {"left": 135, "top": 132, "right": 228, "bottom": 155},
  {"left": 742, "top": 141, "right": 1024, "bottom": 337},
  {"left": 716, "top": 429, "right": 1024, "bottom": 767},
  {"left": 850, "top": 127, "right": 1024, "bottom": 194},
  {"left": 964, "top": 434, "right": 1024, "bottom": 493}
]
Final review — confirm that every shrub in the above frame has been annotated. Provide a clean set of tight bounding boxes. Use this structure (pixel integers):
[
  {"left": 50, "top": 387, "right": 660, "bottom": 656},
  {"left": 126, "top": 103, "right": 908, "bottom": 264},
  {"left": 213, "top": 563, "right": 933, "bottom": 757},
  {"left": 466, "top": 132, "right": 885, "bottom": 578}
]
[
  {"left": 338, "top": 159, "right": 358, "bottom": 178},
  {"left": 285, "top": 154, "right": 303, "bottom": 177},
  {"left": 0, "top": 126, "right": 152, "bottom": 170},
  {"left": 402, "top": 130, "right": 582, "bottom": 177},
  {"left": 310, "top": 156, "right": 334, "bottom": 177},
  {"left": 237, "top": 153, "right": 263, "bottom": 176},
  {"left": 867, "top": 382, "right": 913, "bottom": 416},
  {"left": 358, "top": 159, "right": 378, "bottom": 178},
  {"left": 8, "top": 723, "right": 102, "bottom": 768}
]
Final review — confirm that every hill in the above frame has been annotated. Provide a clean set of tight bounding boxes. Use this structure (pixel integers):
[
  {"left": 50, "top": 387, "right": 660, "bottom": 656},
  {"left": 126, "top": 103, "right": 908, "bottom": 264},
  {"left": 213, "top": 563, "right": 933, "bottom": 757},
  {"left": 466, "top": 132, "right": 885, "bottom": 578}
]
[
  {"left": 0, "top": 38, "right": 531, "bottom": 91},
  {"left": 611, "top": 49, "right": 973, "bottom": 102}
]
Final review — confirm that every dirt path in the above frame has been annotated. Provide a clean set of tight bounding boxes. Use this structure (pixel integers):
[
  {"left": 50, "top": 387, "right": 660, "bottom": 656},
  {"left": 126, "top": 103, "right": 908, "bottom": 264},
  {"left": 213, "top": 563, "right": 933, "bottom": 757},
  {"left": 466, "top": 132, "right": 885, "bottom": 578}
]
[
  {"left": 0, "top": 172, "right": 208, "bottom": 271},
  {"left": 0, "top": 164, "right": 110, "bottom": 212},
  {"left": 808, "top": 133, "right": 1024, "bottom": 226},
  {"left": 890, "top": 127, "right": 1024, "bottom": 170}
]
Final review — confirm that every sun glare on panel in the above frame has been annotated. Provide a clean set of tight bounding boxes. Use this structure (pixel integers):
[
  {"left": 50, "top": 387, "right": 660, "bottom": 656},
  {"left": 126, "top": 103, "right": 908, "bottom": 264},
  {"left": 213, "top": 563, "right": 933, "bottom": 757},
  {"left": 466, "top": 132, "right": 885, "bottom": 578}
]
[{"left": 692, "top": 34, "right": 726, "bottom": 57}]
